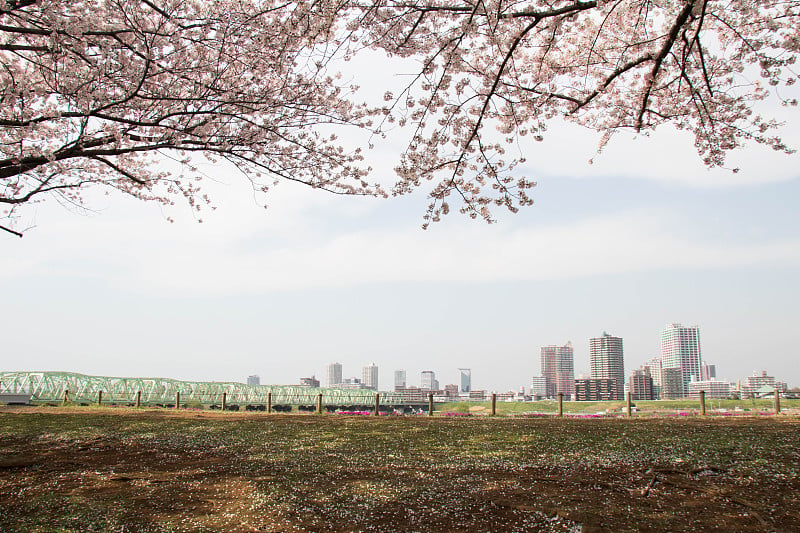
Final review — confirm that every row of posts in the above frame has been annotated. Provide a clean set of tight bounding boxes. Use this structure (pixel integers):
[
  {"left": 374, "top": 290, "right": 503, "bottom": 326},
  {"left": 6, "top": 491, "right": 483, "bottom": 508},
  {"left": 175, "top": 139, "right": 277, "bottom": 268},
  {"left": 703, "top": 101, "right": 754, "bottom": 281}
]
[
  {"left": 550, "top": 390, "right": 782, "bottom": 417},
  {"left": 60, "top": 389, "right": 783, "bottom": 416}
]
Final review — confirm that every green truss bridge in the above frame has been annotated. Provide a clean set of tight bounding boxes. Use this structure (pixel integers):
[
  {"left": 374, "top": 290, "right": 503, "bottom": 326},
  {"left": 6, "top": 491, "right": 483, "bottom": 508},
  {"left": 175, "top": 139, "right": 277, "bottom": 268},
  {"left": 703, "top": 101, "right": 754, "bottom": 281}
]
[{"left": 0, "top": 371, "right": 418, "bottom": 407}]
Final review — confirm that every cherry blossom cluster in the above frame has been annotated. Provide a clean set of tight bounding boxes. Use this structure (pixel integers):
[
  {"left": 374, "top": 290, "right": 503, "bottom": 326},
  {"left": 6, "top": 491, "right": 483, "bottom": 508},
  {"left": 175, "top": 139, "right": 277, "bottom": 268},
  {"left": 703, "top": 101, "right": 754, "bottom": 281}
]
[
  {"left": 345, "top": 0, "right": 799, "bottom": 226},
  {"left": 0, "top": 0, "right": 384, "bottom": 235},
  {"left": 2, "top": 0, "right": 798, "bottom": 233}
]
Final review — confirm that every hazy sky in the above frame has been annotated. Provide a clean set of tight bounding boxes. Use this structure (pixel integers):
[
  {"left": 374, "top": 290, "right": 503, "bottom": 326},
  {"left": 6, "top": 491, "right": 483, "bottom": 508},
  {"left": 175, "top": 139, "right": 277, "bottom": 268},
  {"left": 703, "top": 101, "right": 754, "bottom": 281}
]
[{"left": 3, "top": 54, "right": 800, "bottom": 392}]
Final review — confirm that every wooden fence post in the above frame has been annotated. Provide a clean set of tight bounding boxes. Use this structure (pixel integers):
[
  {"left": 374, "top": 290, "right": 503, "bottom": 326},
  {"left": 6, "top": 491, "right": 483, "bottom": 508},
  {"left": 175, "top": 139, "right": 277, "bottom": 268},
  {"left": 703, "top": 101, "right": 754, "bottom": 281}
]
[
  {"left": 374, "top": 393, "right": 380, "bottom": 416},
  {"left": 176, "top": 391, "right": 180, "bottom": 409},
  {"left": 63, "top": 389, "right": 69, "bottom": 405},
  {"left": 491, "top": 393, "right": 497, "bottom": 416},
  {"left": 221, "top": 392, "right": 227, "bottom": 412},
  {"left": 267, "top": 392, "right": 272, "bottom": 414},
  {"left": 557, "top": 393, "right": 563, "bottom": 417},
  {"left": 136, "top": 391, "right": 141, "bottom": 408},
  {"left": 97, "top": 390, "right": 103, "bottom": 406},
  {"left": 774, "top": 388, "right": 781, "bottom": 414},
  {"left": 699, "top": 390, "right": 706, "bottom": 416},
  {"left": 428, "top": 393, "right": 434, "bottom": 416},
  {"left": 317, "top": 393, "right": 323, "bottom": 414},
  {"left": 626, "top": 391, "right": 632, "bottom": 417}
]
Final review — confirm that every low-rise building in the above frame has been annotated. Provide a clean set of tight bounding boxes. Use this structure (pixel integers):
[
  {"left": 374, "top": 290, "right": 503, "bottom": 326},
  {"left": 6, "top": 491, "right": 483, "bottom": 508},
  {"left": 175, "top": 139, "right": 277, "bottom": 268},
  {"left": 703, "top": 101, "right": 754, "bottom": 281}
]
[
  {"left": 739, "top": 370, "right": 787, "bottom": 398},
  {"left": 299, "top": 376, "right": 320, "bottom": 388},
  {"left": 394, "top": 386, "right": 427, "bottom": 402},
  {"left": 628, "top": 367, "right": 657, "bottom": 400},
  {"left": 688, "top": 379, "right": 732, "bottom": 399},
  {"left": 574, "top": 378, "right": 619, "bottom": 401},
  {"left": 469, "top": 390, "right": 487, "bottom": 401}
]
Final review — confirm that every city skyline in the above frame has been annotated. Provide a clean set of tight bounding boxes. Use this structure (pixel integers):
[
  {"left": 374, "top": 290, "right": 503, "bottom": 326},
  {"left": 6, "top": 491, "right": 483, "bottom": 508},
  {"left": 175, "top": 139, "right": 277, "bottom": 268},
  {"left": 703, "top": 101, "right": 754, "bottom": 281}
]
[
  {"left": 4, "top": 316, "right": 795, "bottom": 394},
  {"left": 285, "top": 324, "right": 789, "bottom": 394}
]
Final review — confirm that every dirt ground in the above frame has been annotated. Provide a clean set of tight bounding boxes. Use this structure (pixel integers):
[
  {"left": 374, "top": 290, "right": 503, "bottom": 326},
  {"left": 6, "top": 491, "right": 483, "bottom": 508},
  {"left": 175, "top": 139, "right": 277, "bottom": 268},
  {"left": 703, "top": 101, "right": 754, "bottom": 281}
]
[{"left": 0, "top": 407, "right": 798, "bottom": 532}]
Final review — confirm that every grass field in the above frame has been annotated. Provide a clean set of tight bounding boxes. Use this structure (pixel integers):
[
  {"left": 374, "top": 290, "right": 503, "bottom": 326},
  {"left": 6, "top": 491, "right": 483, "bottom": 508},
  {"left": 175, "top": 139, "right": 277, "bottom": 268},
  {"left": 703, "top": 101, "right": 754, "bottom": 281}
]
[
  {"left": 437, "top": 398, "right": 800, "bottom": 416},
  {"left": 1, "top": 406, "right": 799, "bottom": 532}
]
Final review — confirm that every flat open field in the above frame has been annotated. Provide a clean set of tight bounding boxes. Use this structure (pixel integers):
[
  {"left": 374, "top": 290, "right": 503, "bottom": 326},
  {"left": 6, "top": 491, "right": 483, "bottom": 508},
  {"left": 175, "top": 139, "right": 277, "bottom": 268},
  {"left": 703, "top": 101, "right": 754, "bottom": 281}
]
[{"left": 1, "top": 407, "right": 798, "bottom": 532}]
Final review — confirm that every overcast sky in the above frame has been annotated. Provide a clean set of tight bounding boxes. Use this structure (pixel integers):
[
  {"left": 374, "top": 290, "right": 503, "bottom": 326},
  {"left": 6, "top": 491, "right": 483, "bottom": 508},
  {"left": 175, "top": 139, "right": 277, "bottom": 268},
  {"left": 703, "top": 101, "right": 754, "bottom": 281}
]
[{"left": 3, "top": 53, "right": 800, "bottom": 392}]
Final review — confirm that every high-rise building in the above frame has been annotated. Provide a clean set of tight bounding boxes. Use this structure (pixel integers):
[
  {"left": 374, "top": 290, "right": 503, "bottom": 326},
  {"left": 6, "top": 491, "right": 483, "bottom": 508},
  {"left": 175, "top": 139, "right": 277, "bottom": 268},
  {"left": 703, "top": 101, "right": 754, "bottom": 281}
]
[
  {"left": 362, "top": 363, "right": 379, "bottom": 390},
  {"left": 660, "top": 367, "right": 684, "bottom": 399},
  {"left": 326, "top": 362, "right": 343, "bottom": 387},
  {"left": 420, "top": 370, "right": 438, "bottom": 391},
  {"left": 394, "top": 370, "right": 407, "bottom": 390},
  {"left": 541, "top": 343, "right": 575, "bottom": 400},
  {"left": 628, "top": 367, "right": 656, "bottom": 400},
  {"left": 702, "top": 363, "right": 716, "bottom": 381},
  {"left": 459, "top": 368, "right": 472, "bottom": 393},
  {"left": 660, "top": 324, "right": 703, "bottom": 397},
  {"left": 589, "top": 332, "right": 625, "bottom": 400},
  {"left": 530, "top": 376, "right": 548, "bottom": 400},
  {"left": 644, "top": 357, "right": 663, "bottom": 387},
  {"left": 247, "top": 375, "right": 260, "bottom": 387},
  {"left": 642, "top": 357, "right": 663, "bottom": 398}
]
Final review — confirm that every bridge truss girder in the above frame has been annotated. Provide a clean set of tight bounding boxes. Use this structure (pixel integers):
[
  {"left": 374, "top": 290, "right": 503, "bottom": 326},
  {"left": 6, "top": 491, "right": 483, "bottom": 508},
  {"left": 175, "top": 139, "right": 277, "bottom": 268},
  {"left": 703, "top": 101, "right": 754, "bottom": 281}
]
[{"left": 0, "top": 371, "right": 411, "bottom": 406}]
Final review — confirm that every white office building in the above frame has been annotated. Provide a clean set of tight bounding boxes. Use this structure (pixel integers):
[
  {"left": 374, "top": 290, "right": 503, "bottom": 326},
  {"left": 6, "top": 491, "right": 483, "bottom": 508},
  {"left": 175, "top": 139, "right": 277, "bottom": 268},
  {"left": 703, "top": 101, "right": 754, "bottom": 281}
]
[
  {"left": 326, "top": 362, "right": 343, "bottom": 387},
  {"left": 420, "top": 370, "right": 439, "bottom": 391},
  {"left": 394, "top": 370, "right": 407, "bottom": 390},
  {"left": 459, "top": 368, "right": 472, "bottom": 393},
  {"left": 362, "top": 363, "right": 379, "bottom": 390}
]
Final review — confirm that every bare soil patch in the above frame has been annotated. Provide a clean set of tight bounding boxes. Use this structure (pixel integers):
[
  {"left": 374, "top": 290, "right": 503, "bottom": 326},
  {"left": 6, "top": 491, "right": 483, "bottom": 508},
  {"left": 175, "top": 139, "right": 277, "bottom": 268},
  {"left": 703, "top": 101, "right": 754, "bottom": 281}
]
[{"left": 0, "top": 407, "right": 798, "bottom": 532}]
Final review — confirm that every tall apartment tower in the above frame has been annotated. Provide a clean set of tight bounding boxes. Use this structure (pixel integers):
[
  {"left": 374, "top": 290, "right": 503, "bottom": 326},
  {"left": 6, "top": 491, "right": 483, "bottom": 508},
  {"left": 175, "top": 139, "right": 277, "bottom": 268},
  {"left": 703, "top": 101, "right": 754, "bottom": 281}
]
[
  {"left": 660, "top": 323, "right": 702, "bottom": 398},
  {"left": 326, "top": 362, "right": 343, "bottom": 387},
  {"left": 362, "top": 363, "right": 379, "bottom": 390},
  {"left": 541, "top": 343, "right": 575, "bottom": 400},
  {"left": 459, "top": 368, "right": 472, "bottom": 393},
  {"left": 394, "top": 370, "right": 407, "bottom": 390},
  {"left": 589, "top": 332, "right": 625, "bottom": 400},
  {"left": 247, "top": 375, "right": 260, "bottom": 387}
]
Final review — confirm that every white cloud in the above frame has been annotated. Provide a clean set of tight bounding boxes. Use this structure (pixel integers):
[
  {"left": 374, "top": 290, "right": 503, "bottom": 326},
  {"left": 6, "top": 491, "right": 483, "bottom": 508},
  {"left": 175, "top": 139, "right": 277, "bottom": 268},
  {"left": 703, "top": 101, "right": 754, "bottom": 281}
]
[{"left": 55, "top": 207, "right": 798, "bottom": 295}]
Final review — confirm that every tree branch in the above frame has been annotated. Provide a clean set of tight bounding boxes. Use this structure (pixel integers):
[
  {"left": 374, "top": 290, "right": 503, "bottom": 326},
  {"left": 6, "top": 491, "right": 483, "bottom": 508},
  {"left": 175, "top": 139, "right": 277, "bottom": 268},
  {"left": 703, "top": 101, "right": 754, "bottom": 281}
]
[{"left": 0, "top": 224, "right": 23, "bottom": 238}]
